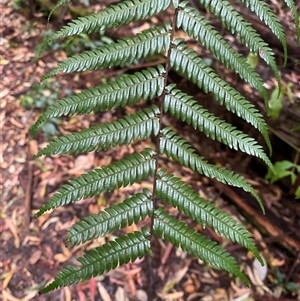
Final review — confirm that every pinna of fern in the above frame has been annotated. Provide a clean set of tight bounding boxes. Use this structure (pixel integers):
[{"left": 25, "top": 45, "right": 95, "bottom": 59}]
[{"left": 31, "top": 0, "right": 296, "bottom": 295}]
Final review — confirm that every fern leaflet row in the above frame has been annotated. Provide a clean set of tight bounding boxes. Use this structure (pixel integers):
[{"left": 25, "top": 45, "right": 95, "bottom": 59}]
[
  {"left": 35, "top": 149, "right": 156, "bottom": 217},
  {"left": 153, "top": 208, "right": 250, "bottom": 285},
  {"left": 40, "top": 229, "right": 151, "bottom": 294},
  {"left": 36, "top": 106, "right": 160, "bottom": 156},
  {"left": 67, "top": 189, "right": 153, "bottom": 246},
  {"left": 30, "top": 67, "right": 165, "bottom": 137},
  {"left": 38, "top": 0, "right": 171, "bottom": 55}
]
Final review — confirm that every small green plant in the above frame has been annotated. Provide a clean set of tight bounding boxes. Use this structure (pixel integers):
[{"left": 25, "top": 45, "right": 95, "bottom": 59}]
[
  {"left": 266, "top": 160, "right": 300, "bottom": 198},
  {"left": 31, "top": 0, "right": 300, "bottom": 296}
]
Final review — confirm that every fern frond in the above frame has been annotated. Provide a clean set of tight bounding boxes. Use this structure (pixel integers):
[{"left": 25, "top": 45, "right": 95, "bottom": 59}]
[
  {"left": 196, "top": 0, "right": 280, "bottom": 93},
  {"left": 35, "top": 149, "right": 156, "bottom": 218},
  {"left": 36, "top": 106, "right": 160, "bottom": 156},
  {"left": 67, "top": 189, "right": 153, "bottom": 247},
  {"left": 177, "top": 2, "right": 266, "bottom": 97},
  {"left": 283, "top": 0, "right": 300, "bottom": 42},
  {"left": 38, "top": 0, "right": 171, "bottom": 55},
  {"left": 169, "top": 43, "right": 271, "bottom": 154},
  {"left": 159, "top": 127, "right": 264, "bottom": 211},
  {"left": 153, "top": 208, "right": 250, "bottom": 285},
  {"left": 48, "top": 0, "right": 72, "bottom": 21},
  {"left": 239, "top": 0, "right": 287, "bottom": 65},
  {"left": 42, "top": 26, "right": 171, "bottom": 80},
  {"left": 155, "top": 170, "right": 263, "bottom": 263},
  {"left": 40, "top": 229, "right": 151, "bottom": 294},
  {"left": 30, "top": 66, "right": 165, "bottom": 137},
  {"left": 164, "top": 86, "right": 273, "bottom": 171}
]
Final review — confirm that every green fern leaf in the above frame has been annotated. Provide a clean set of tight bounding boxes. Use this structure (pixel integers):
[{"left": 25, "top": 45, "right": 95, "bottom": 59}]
[
  {"left": 35, "top": 149, "right": 156, "bottom": 218},
  {"left": 40, "top": 229, "right": 151, "bottom": 294},
  {"left": 30, "top": 66, "right": 165, "bottom": 137},
  {"left": 283, "top": 0, "right": 300, "bottom": 42},
  {"left": 239, "top": 0, "right": 287, "bottom": 65},
  {"left": 36, "top": 106, "right": 160, "bottom": 156},
  {"left": 177, "top": 2, "right": 267, "bottom": 98},
  {"left": 169, "top": 43, "right": 271, "bottom": 154},
  {"left": 154, "top": 208, "right": 250, "bottom": 285},
  {"left": 159, "top": 127, "right": 264, "bottom": 211},
  {"left": 196, "top": 0, "right": 280, "bottom": 94},
  {"left": 164, "top": 86, "right": 273, "bottom": 171},
  {"left": 38, "top": 0, "right": 171, "bottom": 55},
  {"left": 48, "top": 0, "right": 72, "bottom": 21},
  {"left": 42, "top": 26, "right": 171, "bottom": 80},
  {"left": 155, "top": 170, "right": 263, "bottom": 264},
  {"left": 67, "top": 189, "right": 153, "bottom": 247}
]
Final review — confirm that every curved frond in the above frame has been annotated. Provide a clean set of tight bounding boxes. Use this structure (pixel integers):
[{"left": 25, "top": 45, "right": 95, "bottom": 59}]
[
  {"left": 196, "top": 0, "right": 280, "bottom": 93},
  {"left": 30, "top": 66, "right": 165, "bottom": 137},
  {"left": 153, "top": 208, "right": 250, "bottom": 285},
  {"left": 164, "top": 86, "right": 273, "bottom": 171},
  {"left": 40, "top": 229, "right": 151, "bottom": 294},
  {"left": 37, "top": 106, "right": 160, "bottom": 156},
  {"left": 42, "top": 26, "right": 171, "bottom": 80},
  {"left": 283, "top": 0, "right": 300, "bottom": 42},
  {"left": 67, "top": 189, "right": 153, "bottom": 247},
  {"left": 48, "top": 0, "right": 73, "bottom": 21},
  {"left": 155, "top": 170, "right": 263, "bottom": 263},
  {"left": 38, "top": 0, "right": 171, "bottom": 55},
  {"left": 35, "top": 149, "right": 156, "bottom": 217},
  {"left": 159, "top": 127, "right": 264, "bottom": 211},
  {"left": 239, "top": 0, "right": 287, "bottom": 65},
  {"left": 169, "top": 43, "right": 271, "bottom": 154},
  {"left": 177, "top": 2, "right": 266, "bottom": 97}
]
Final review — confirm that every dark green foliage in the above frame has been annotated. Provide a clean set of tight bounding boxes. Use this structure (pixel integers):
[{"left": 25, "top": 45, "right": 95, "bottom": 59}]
[{"left": 32, "top": 0, "right": 296, "bottom": 294}]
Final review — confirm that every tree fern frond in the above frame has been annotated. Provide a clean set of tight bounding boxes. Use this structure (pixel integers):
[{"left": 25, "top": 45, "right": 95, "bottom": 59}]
[
  {"left": 159, "top": 127, "right": 264, "bottom": 211},
  {"left": 67, "top": 189, "right": 153, "bottom": 247},
  {"left": 36, "top": 106, "right": 160, "bottom": 156},
  {"left": 164, "top": 86, "right": 273, "bottom": 171},
  {"left": 196, "top": 0, "right": 280, "bottom": 93},
  {"left": 30, "top": 66, "right": 165, "bottom": 137},
  {"left": 153, "top": 208, "right": 250, "bottom": 285},
  {"left": 38, "top": 0, "right": 171, "bottom": 55},
  {"left": 177, "top": 2, "right": 267, "bottom": 97},
  {"left": 283, "top": 0, "right": 300, "bottom": 42},
  {"left": 239, "top": 0, "right": 287, "bottom": 65},
  {"left": 155, "top": 170, "right": 263, "bottom": 263},
  {"left": 169, "top": 43, "right": 272, "bottom": 154},
  {"left": 42, "top": 26, "right": 171, "bottom": 80},
  {"left": 35, "top": 149, "right": 156, "bottom": 218},
  {"left": 40, "top": 228, "right": 151, "bottom": 293}
]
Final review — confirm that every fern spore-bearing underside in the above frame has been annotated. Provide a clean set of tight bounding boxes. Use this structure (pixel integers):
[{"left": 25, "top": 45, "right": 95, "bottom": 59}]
[{"left": 32, "top": 0, "right": 295, "bottom": 294}]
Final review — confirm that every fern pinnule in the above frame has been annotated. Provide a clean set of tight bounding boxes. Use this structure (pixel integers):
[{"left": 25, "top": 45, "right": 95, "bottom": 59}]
[
  {"left": 239, "top": 0, "right": 287, "bottom": 65},
  {"left": 155, "top": 170, "right": 263, "bottom": 264},
  {"left": 36, "top": 106, "right": 160, "bottom": 156},
  {"left": 283, "top": 0, "right": 300, "bottom": 41},
  {"left": 38, "top": 0, "right": 171, "bottom": 55},
  {"left": 40, "top": 229, "right": 151, "bottom": 294},
  {"left": 164, "top": 86, "right": 273, "bottom": 172},
  {"left": 153, "top": 208, "right": 250, "bottom": 285},
  {"left": 169, "top": 44, "right": 272, "bottom": 154},
  {"left": 177, "top": 2, "right": 267, "bottom": 98},
  {"left": 30, "top": 67, "right": 165, "bottom": 137},
  {"left": 35, "top": 149, "right": 156, "bottom": 218},
  {"left": 159, "top": 127, "right": 264, "bottom": 211},
  {"left": 41, "top": 26, "right": 171, "bottom": 81},
  {"left": 197, "top": 0, "right": 281, "bottom": 93},
  {"left": 67, "top": 189, "right": 153, "bottom": 247}
]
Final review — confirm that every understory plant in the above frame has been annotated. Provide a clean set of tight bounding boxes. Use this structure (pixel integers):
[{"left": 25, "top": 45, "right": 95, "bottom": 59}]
[{"left": 31, "top": 0, "right": 300, "bottom": 295}]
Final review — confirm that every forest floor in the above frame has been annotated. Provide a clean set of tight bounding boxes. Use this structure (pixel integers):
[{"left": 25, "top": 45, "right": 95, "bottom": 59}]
[{"left": 1, "top": 0, "right": 300, "bottom": 300}]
